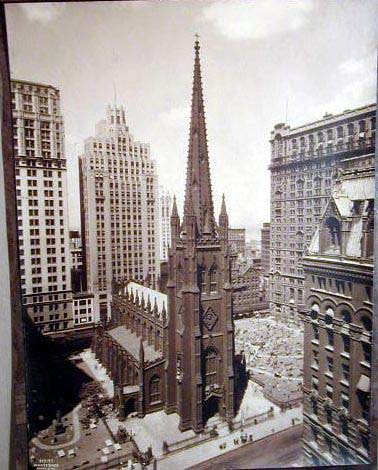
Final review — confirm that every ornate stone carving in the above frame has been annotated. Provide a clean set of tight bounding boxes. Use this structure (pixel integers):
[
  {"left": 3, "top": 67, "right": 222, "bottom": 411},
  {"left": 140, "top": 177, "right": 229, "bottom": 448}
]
[{"left": 203, "top": 307, "right": 218, "bottom": 331}]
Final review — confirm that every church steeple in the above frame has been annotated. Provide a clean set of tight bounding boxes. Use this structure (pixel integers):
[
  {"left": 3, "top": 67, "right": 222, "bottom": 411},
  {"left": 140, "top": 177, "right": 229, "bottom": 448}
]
[
  {"left": 219, "top": 193, "right": 229, "bottom": 228},
  {"left": 183, "top": 36, "right": 216, "bottom": 236}
]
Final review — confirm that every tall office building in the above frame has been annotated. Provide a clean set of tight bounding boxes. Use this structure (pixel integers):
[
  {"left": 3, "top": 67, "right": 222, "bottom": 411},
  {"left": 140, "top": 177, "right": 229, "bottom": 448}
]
[
  {"left": 301, "top": 166, "right": 374, "bottom": 465},
  {"left": 79, "top": 105, "right": 160, "bottom": 320},
  {"left": 159, "top": 186, "right": 172, "bottom": 262},
  {"left": 12, "top": 79, "right": 74, "bottom": 334},
  {"left": 269, "top": 104, "right": 375, "bottom": 319}
]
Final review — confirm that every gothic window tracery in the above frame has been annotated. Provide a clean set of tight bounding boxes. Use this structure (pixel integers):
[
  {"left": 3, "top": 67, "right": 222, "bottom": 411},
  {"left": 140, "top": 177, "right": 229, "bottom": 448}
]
[
  {"left": 198, "top": 264, "right": 206, "bottom": 292},
  {"left": 204, "top": 346, "right": 219, "bottom": 389},
  {"left": 209, "top": 265, "right": 218, "bottom": 293},
  {"left": 150, "top": 375, "right": 161, "bottom": 403}
]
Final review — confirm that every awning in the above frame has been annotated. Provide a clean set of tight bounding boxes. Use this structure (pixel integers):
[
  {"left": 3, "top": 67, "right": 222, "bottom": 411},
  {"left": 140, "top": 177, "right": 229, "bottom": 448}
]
[{"left": 357, "top": 374, "right": 370, "bottom": 393}]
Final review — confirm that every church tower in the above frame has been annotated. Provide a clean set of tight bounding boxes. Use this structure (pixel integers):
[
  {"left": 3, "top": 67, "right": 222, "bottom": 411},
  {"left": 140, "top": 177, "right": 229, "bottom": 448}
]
[{"left": 164, "top": 38, "right": 235, "bottom": 433}]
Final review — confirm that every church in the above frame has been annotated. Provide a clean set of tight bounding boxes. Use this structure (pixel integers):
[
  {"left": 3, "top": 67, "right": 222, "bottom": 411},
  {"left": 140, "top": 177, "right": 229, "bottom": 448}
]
[{"left": 92, "top": 38, "right": 246, "bottom": 434}]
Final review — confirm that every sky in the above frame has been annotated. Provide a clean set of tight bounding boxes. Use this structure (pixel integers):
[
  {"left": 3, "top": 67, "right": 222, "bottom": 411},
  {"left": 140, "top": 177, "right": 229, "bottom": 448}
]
[{"left": 5, "top": 0, "right": 378, "bottom": 239}]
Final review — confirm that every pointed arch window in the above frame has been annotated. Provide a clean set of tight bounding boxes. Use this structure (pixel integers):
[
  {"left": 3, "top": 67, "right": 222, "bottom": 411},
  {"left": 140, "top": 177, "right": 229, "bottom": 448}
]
[
  {"left": 198, "top": 265, "right": 206, "bottom": 292},
  {"left": 150, "top": 375, "right": 161, "bottom": 403},
  {"left": 209, "top": 265, "right": 218, "bottom": 293},
  {"left": 205, "top": 347, "right": 219, "bottom": 388}
]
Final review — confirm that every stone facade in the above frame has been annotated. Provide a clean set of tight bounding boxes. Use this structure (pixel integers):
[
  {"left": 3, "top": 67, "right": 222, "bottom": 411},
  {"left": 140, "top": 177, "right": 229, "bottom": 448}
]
[
  {"left": 93, "top": 282, "right": 166, "bottom": 419},
  {"left": 79, "top": 106, "right": 160, "bottom": 320},
  {"left": 269, "top": 104, "right": 375, "bottom": 319},
  {"left": 300, "top": 166, "right": 374, "bottom": 465},
  {"left": 93, "top": 39, "right": 243, "bottom": 434},
  {"left": 232, "top": 266, "right": 268, "bottom": 318},
  {"left": 12, "top": 79, "right": 74, "bottom": 334},
  {"left": 228, "top": 228, "right": 246, "bottom": 256}
]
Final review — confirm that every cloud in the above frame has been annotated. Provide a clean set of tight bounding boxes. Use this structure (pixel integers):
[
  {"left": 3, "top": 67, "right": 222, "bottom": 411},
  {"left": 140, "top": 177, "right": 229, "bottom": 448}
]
[
  {"left": 338, "top": 53, "right": 377, "bottom": 77},
  {"left": 19, "top": 3, "right": 66, "bottom": 23},
  {"left": 316, "top": 52, "right": 377, "bottom": 115},
  {"left": 201, "top": 0, "right": 314, "bottom": 40},
  {"left": 159, "top": 105, "right": 190, "bottom": 128}
]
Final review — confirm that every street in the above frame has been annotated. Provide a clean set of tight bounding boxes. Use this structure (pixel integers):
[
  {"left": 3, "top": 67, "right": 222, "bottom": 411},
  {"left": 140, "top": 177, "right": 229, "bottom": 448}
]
[{"left": 188, "top": 425, "right": 304, "bottom": 470}]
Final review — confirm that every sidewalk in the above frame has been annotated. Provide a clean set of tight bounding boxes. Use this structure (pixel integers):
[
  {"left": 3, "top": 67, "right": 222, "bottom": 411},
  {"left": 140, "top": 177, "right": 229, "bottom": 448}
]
[{"left": 151, "top": 407, "right": 303, "bottom": 470}]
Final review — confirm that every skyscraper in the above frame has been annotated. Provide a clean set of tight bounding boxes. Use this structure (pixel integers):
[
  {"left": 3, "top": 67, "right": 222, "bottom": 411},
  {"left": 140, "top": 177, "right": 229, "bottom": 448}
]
[
  {"left": 12, "top": 79, "right": 74, "bottom": 334},
  {"left": 269, "top": 104, "right": 375, "bottom": 319},
  {"left": 79, "top": 105, "right": 160, "bottom": 320},
  {"left": 301, "top": 165, "right": 374, "bottom": 465},
  {"left": 158, "top": 186, "right": 172, "bottom": 262}
]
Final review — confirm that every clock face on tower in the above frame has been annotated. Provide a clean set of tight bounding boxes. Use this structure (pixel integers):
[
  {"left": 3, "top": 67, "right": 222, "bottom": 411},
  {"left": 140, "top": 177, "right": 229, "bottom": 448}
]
[{"left": 203, "top": 307, "right": 218, "bottom": 331}]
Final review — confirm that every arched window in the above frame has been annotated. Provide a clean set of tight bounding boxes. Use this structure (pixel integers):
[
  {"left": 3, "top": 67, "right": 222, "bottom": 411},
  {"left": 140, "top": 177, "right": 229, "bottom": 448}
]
[
  {"left": 209, "top": 265, "right": 218, "bottom": 293},
  {"left": 348, "top": 123, "right": 354, "bottom": 136},
  {"left": 317, "top": 131, "right": 324, "bottom": 143},
  {"left": 205, "top": 347, "right": 219, "bottom": 388},
  {"left": 361, "top": 315, "right": 372, "bottom": 332},
  {"left": 325, "top": 307, "right": 334, "bottom": 325},
  {"left": 150, "top": 375, "right": 161, "bottom": 403},
  {"left": 359, "top": 120, "right": 366, "bottom": 134},
  {"left": 310, "top": 303, "right": 319, "bottom": 319},
  {"left": 337, "top": 126, "right": 344, "bottom": 138},
  {"left": 300, "top": 136, "right": 305, "bottom": 149},
  {"left": 327, "top": 129, "right": 333, "bottom": 141},
  {"left": 342, "top": 310, "right": 352, "bottom": 324}
]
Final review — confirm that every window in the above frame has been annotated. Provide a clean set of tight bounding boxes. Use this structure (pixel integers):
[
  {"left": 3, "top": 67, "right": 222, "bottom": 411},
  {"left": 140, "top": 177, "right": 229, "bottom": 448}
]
[
  {"left": 325, "top": 307, "right": 334, "bottom": 325},
  {"left": 342, "top": 335, "right": 350, "bottom": 353},
  {"left": 205, "top": 347, "right": 219, "bottom": 388},
  {"left": 341, "top": 392, "right": 349, "bottom": 409},
  {"left": 311, "top": 398, "right": 318, "bottom": 415},
  {"left": 326, "top": 408, "right": 332, "bottom": 425},
  {"left": 327, "top": 330, "right": 334, "bottom": 347},
  {"left": 361, "top": 315, "right": 372, "bottom": 332},
  {"left": 342, "top": 310, "right": 351, "bottom": 323},
  {"left": 342, "top": 363, "right": 349, "bottom": 381},
  {"left": 198, "top": 265, "right": 206, "bottom": 293},
  {"left": 209, "top": 266, "right": 218, "bottom": 293},
  {"left": 149, "top": 375, "right": 161, "bottom": 403},
  {"left": 362, "top": 342, "right": 371, "bottom": 363}
]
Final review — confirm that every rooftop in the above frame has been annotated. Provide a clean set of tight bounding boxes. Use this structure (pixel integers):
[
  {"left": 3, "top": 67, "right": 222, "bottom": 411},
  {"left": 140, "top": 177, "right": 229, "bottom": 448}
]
[
  {"left": 107, "top": 325, "right": 163, "bottom": 363},
  {"left": 122, "top": 282, "right": 168, "bottom": 318}
]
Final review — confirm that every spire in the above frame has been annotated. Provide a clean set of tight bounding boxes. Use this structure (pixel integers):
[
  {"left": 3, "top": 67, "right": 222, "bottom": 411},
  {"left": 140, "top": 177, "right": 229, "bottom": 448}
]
[
  {"left": 183, "top": 36, "right": 216, "bottom": 236},
  {"left": 171, "top": 195, "right": 179, "bottom": 218},
  {"left": 220, "top": 194, "right": 227, "bottom": 216},
  {"left": 219, "top": 193, "right": 229, "bottom": 227}
]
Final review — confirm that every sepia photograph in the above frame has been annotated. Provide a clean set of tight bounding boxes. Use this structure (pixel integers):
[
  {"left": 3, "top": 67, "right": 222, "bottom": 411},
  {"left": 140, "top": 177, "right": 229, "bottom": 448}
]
[{"left": 0, "top": 1, "right": 377, "bottom": 469}]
